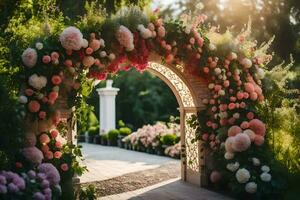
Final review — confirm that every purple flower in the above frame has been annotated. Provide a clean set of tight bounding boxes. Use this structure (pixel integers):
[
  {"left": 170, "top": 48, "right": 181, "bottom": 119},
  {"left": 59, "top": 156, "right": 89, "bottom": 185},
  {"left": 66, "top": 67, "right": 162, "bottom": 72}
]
[
  {"left": 37, "top": 173, "right": 47, "bottom": 181},
  {"left": 22, "top": 147, "right": 44, "bottom": 164},
  {"left": 41, "top": 180, "right": 50, "bottom": 188},
  {"left": 38, "top": 163, "right": 60, "bottom": 185},
  {"left": 0, "top": 175, "right": 6, "bottom": 185},
  {"left": 27, "top": 170, "right": 36, "bottom": 179},
  {"left": 0, "top": 185, "right": 7, "bottom": 194},
  {"left": 43, "top": 188, "right": 51, "bottom": 195},
  {"left": 8, "top": 183, "right": 19, "bottom": 193},
  {"left": 33, "top": 192, "right": 45, "bottom": 200}
]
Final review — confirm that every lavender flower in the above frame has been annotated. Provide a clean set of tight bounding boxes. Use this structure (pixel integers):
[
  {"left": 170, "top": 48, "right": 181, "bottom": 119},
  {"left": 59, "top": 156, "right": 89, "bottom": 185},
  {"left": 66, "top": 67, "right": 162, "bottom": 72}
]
[{"left": 38, "top": 163, "right": 60, "bottom": 185}]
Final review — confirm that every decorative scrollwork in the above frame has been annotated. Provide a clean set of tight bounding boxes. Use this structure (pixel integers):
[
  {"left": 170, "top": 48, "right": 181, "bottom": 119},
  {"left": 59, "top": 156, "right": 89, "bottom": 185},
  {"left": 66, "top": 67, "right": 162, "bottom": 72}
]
[
  {"left": 148, "top": 62, "right": 195, "bottom": 107},
  {"left": 185, "top": 113, "right": 199, "bottom": 172}
]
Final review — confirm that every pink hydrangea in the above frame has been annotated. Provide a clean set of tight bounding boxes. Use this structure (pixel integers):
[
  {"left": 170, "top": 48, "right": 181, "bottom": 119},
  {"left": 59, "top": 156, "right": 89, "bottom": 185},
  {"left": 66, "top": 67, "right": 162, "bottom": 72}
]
[
  {"left": 22, "top": 48, "right": 37, "bottom": 68},
  {"left": 254, "top": 135, "right": 265, "bottom": 146},
  {"left": 210, "top": 171, "right": 221, "bottom": 183},
  {"left": 59, "top": 26, "right": 83, "bottom": 50},
  {"left": 116, "top": 25, "right": 134, "bottom": 51},
  {"left": 244, "top": 129, "right": 256, "bottom": 141},
  {"left": 232, "top": 133, "right": 251, "bottom": 152},
  {"left": 228, "top": 126, "right": 242, "bottom": 137},
  {"left": 225, "top": 137, "right": 235, "bottom": 153},
  {"left": 38, "top": 163, "right": 60, "bottom": 185},
  {"left": 22, "top": 147, "right": 44, "bottom": 164},
  {"left": 249, "top": 119, "right": 266, "bottom": 136}
]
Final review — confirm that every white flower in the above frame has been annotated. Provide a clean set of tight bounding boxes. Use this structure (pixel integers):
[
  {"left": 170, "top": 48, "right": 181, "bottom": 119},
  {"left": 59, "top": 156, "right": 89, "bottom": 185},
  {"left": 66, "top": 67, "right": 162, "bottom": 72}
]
[
  {"left": 28, "top": 74, "right": 47, "bottom": 90},
  {"left": 245, "top": 182, "right": 257, "bottom": 193},
  {"left": 22, "top": 48, "right": 37, "bottom": 68},
  {"left": 235, "top": 168, "right": 250, "bottom": 183},
  {"left": 228, "top": 52, "right": 237, "bottom": 60},
  {"left": 218, "top": 90, "right": 225, "bottom": 96},
  {"left": 214, "top": 68, "right": 221, "bottom": 75},
  {"left": 81, "top": 39, "right": 89, "bottom": 48},
  {"left": 35, "top": 42, "right": 43, "bottom": 50},
  {"left": 233, "top": 113, "right": 240, "bottom": 119},
  {"left": 52, "top": 86, "right": 60, "bottom": 92},
  {"left": 261, "top": 165, "right": 270, "bottom": 173},
  {"left": 241, "top": 58, "right": 252, "bottom": 68},
  {"left": 209, "top": 43, "right": 216, "bottom": 51},
  {"left": 224, "top": 152, "right": 234, "bottom": 160},
  {"left": 252, "top": 158, "right": 260, "bottom": 166},
  {"left": 208, "top": 83, "right": 215, "bottom": 89},
  {"left": 100, "top": 51, "right": 107, "bottom": 57},
  {"left": 19, "top": 95, "right": 28, "bottom": 104},
  {"left": 219, "top": 112, "right": 228, "bottom": 119},
  {"left": 256, "top": 68, "right": 265, "bottom": 79},
  {"left": 108, "top": 53, "right": 116, "bottom": 60},
  {"left": 227, "top": 162, "right": 240, "bottom": 172},
  {"left": 37, "top": 93, "right": 44, "bottom": 99},
  {"left": 260, "top": 172, "right": 271, "bottom": 182},
  {"left": 100, "top": 39, "right": 105, "bottom": 47},
  {"left": 59, "top": 26, "right": 83, "bottom": 50}
]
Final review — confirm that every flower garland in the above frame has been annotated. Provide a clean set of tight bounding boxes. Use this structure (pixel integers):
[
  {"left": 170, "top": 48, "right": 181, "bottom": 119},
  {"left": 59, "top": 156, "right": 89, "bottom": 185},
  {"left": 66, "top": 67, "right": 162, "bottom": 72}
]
[{"left": 10, "top": 7, "right": 280, "bottom": 199}]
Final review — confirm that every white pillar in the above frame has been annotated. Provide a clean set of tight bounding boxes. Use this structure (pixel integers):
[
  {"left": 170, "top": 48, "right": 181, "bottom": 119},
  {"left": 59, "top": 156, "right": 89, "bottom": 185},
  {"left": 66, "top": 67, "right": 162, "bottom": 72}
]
[{"left": 96, "top": 80, "right": 119, "bottom": 135}]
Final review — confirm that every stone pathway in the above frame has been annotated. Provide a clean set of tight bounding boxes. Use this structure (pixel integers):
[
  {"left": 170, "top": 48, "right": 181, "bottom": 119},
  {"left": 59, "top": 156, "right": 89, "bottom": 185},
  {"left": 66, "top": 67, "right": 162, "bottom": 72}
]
[
  {"left": 99, "top": 178, "right": 233, "bottom": 200},
  {"left": 80, "top": 143, "right": 180, "bottom": 183}
]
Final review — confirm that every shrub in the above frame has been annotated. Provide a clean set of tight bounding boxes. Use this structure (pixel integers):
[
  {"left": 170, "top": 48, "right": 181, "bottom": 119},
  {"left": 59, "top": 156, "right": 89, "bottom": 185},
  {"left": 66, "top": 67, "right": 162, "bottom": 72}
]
[
  {"left": 160, "top": 134, "right": 177, "bottom": 146},
  {"left": 101, "top": 134, "right": 108, "bottom": 140},
  {"left": 88, "top": 126, "right": 99, "bottom": 136},
  {"left": 119, "top": 127, "right": 132, "bottom": 136},
  {"left": 108, "top": 129, "right": 120, "bottom": 141}
]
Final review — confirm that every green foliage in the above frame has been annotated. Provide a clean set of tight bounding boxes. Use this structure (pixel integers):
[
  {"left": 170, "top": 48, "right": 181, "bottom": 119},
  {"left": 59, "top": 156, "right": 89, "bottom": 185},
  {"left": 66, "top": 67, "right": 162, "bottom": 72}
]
[
  {"left": 160, "top": 134, "right": 178, "bottom": 146},
  {"left": 119, "top": 127, "right": 132, "bottom": 136},
  {"left": 107, "top": 129, "right": 120, "bottom": 141},
  {"left": 76, "top": 185, "right": 96, "bottom": 200}
]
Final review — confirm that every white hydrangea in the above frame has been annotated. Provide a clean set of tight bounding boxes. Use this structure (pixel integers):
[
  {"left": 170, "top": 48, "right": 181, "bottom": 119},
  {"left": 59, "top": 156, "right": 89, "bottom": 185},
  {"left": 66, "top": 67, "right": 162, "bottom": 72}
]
[
  {"left": 226, "top": 162, "right": 240, "bottom": 172},
  {"left": 235, "top": 168, "right": 250, "bottom": 183},
  {"left": 252, "top": 158, "right": 260, "bottom": 166},
  {"left": 256, "top": 68, "right": 265, "bottom": 79},
  {"left": 21, "top": 48, "right": 37, "bottom": 68},
  {"left": 28, "top": 74, "right": 47, "bottom": 90},
  {"left": 245, "top": 182, "right": 257, "bottom": 193},
  {"left": 81, "top": 39, "right": 89, "bottom": 48},
  {"left": 18, "top": 95, "right": 28, "bottom": 104},
  {"left": 224, "top": 152, "right": 234, "bottom": 160},
  {"left": 260, "top": 172, "right": 272, "bottom": 182},
  {"left": 261, "top": 165, "right": 270, "bottom": 173},
  {"left": 214, "top": 68, "right": 221, "bottom": 75}
]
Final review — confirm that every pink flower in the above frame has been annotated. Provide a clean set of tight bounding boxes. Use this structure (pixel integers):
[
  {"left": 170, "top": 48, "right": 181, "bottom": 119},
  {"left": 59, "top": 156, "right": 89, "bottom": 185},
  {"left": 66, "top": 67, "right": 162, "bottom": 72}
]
[
  {"left": 64, "top": 59, "right": 72, "bottom": 67},
  {"left": 24, "top": 132, "right": 36, "bottom": 147},
  {"left": 220, "top": 119, "right": 228, "bottom": 126},
  {"left": 219, "top": 104, "right": 227, "bottom": 111},
  {"left": 55, "top": 141, "right": 62, "bottom": 149},
  {"left": 247, "top": 112, "right": 255, "bottom": 120},
  {"left": 54, "top": 151, "right": 62, "bottom": 159},
  {"left": 41, "top": 145, "right": 49, "bottom": 153},
  {"left": 223, "top": 80, "right": 230, "bottom": 88},
  {"left": 249, "top": 119, "right": 266, "bottom": 136},
  {"left": 203, "top": 67, "right": 209, "bottom": 73},
  {"left": 240, "top": 102, "right": 246, "bottom": 108},
  {"left": 59, "top": 26, "right": 83, "bottom": 50},
  {"left": 255, "top": 85, "right": 262, "bottom": 95},
  {"left": 73, "top": 82, "right": 81, "bottom": 90},
  {"left": 254, "top": 135, "right": 264, "bottom": 146},
  {"left": 202, "top": 133, "right": 209, "bottom": 141},
  {"left": 42, "top": 55, "right": 51, "bottom": 64},
  {"left": 28, "top": 101, "right": 40, "bottom": 113},
  {"left": 250, "top": 92, "right": 258, "bottom": 101},
  {"left": 60, "top": 163, "right": 69, "bottom": 172},
  {"left": 244, "top": 129, "right": 256, "bottom": 141},
  {"left": 230, "top": 96, "right": 237, "bottom": 102},
  {"left": 243, "top": 92, "right": 249, "bottom": 99},
  {"left": 82, "top": 56, "right": 95, "bottom": 67},
  {"left": 22, "top": 48, "right": 37, "bottom": 68},
  {"left": 232, "top": 133, "right": 251, "bottom": 152},
  {"left": 237, "top": 92, "right": 244, "bottom": 100},
  {"left": 240, "top": 121, "right": 249, "bottom": 129},
  {"left": 157, "top": 26, "right": 166, "bottom": 37},
  {"left": 50, "top": 130, "right": 58, "bottom": 138},
  {"left": 210, "top": 171, "right": 221, "bottom": 183},
  {"left": 165, "top": 54, "right": 174, "bottom": 64},
  {"left": 51, "top": 75, "right": 62, "bottom": 85},
  {"left": 45, "top": 151, "right": 53, "bottom": 160},
  {"left": 228, "top": 117, "right": 236, "bottom": 125},
  {"left": 39, "top": 134, "right": 50, "bottom": 144},
  {"left": 48, "top": 91, "right": 58, "bottom": 102},
  {"left": 116, "top": 25, "right": 134, "bottom": 51},
  {"left": 50, "top": 52, "right": 59, "bottom": 60},
  {"left": 22, "top": 147, "right": 44, "bottom": 164},
  {"left": 214, "top": 85, "right": 222, "bottom": 92},
  {"left": 85, "top": 47, "right": 93, "bottom": 55},
  {"left": 25, "top": 88, "right": 34, "bottom": 96},
  {"left": 228, "top": 126, "right": 242, "bottom": 137},
  {"left": 228, "top": 103, "right": 236, "bottom": 110},
  {"left": 38, "top": 111, "right": 46, "bottom": 119},
  {"left": 244, "top": 82, "right": 255, "bottom": 93},
  {"left": 89, "top": 39, "right": 101, "bottom": 51}
]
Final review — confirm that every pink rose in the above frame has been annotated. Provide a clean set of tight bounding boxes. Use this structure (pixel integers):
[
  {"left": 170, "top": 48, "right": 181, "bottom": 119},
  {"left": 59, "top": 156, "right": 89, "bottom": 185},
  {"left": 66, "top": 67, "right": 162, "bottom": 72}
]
[
  {"left": 82, "top": 56, "right": 95, "bottom": 67},
  {"left": 51, "top": 75, "right": 62, "bottom": 85},
  {"left": 60, "top": 163, "right": 69, "bottom": 171},
  {"left": 254, "top": 135, "right": 264, "bottom": 146},
  {"left": 240, "top": 121, "right": 249, "bottom": 129},
  {"left": 48, "top": 91, "right": 58, "bottom": 102},
  {"left": 41, "top": 145, "right": 49, "bottom": 153},
  {"left": 228, "top": 103, "right": 236, "bottom": 110},
  {"left": 202, "top": 133, "right": 209, "bottom": 141},
  {"left": 50, "top": 52, "right": 59, "bottom": 60},
  {"left": 232, "top": 133, "right": 251, "bottom": 152},
  {"left": 244, "top": 129, "right": 256, "bottom": 141},
  {"left": 55, "top": 141, "right": 62, "bottom": 149},
  {"left": 38, "top": 111, "right": 46, "bottom": 119},
  {"left": 25, "top": 88, "right": 34, "bottom": 96},
  {"left": 240, "top": 102, "right": 246, "bottom": 108},
  {"left": 64, "top": 59, "right": 72, "bottom": 67},
  {"left": 54, "top": 151, "right": 62, "bottom": 159},
  {"left": 28, "top": 101, "right": 40, "bottom": 113},
  {"left": 157, "top": 26, "right": 166, "bottom": 37},
  {"left": 45, "top": 151, "right": 53, "bottom": 160},
  {"left": 59, "top": 26, "right": 83, "bottom": 50},
  {"left": 228, "top": 126, "right": 242, "bottom": 137},
  {"left": 219, "top": 104, "right": 227, "bottom": 111},
  {"left": 89, "top": 39, "right": 101, "bottom": 51},
  {"left": 230, "top": 96, "right": 237, "bottom": 102},
  {"left": 50, "top": 130, "right": 58, "bottom": 138},
  {"left": 116, "top": 25, "right": 134, "bottom": 51},
  {"left": 220, "top": 119, "right": 228, "bottom": 126},
  {"left": 247, "top": 112, "right": 254, "bottom": 120},
  {"left": 42, "top": 55, "right": 51, "bottom": 64},
  {"left": 249, "top": 119, "right": 266, "bottom": 136},
  {"left": 85, "top": 47, "right": 93, "bottom": 55},
  {"left": 73, "top": 82, "right": 81, "bottom": 90},
  {"left": 214, "top": 85, "right": 222, "bottom": 92},
  {"left": 236, "top": 92, "right": 244, "bottom": 100},
  {"left": 39, "top": 134, "right": 50, "bottom": 144},
  {"left": 244, "top": 82, "right": 255, "bottom": 93},
  {"left": 223, "top": 80, "right": 230, "bottom": 88},
  {"left": 22, "top": 48, "right": 37, "bottom": 67},
  {"left": 250, "top": 92, "right": 258, "bottom": 101},
  {"left": 203, "top": 67, "right": 209, "bottom": 73}
]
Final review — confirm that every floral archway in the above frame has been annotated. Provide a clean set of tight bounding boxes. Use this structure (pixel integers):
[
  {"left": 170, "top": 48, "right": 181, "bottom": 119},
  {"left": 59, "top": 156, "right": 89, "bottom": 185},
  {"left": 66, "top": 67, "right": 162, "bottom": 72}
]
[{"left": 2, "top": 6, "right": 280, "bottom": 200}]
